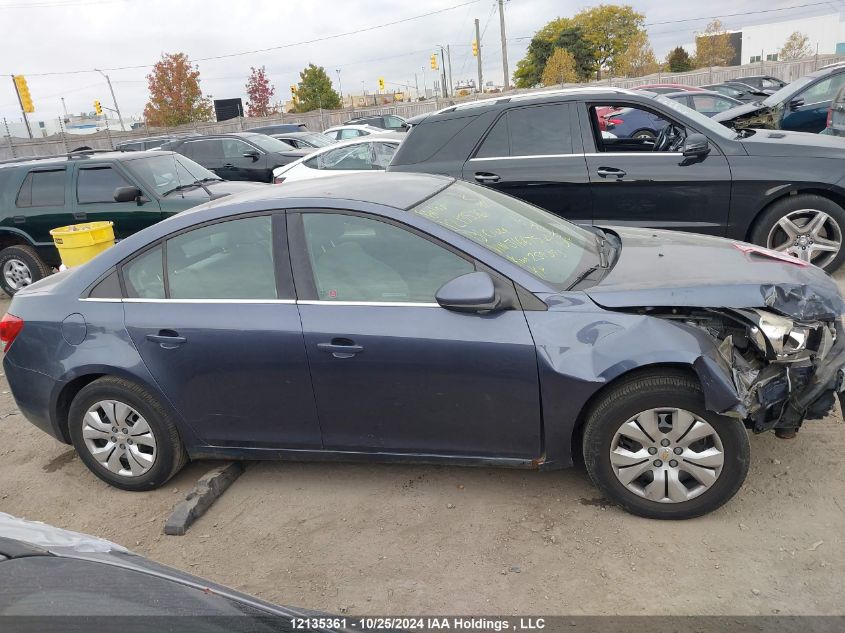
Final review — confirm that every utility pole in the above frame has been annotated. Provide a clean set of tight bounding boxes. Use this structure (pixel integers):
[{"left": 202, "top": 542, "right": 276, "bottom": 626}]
[
  {"left": 414, "top": 73, "right": 420, "bottom": 100},
  {"left": 61, "top": 97, "right": 69, "bottom": 118},
  {"left": 447, "top": 45, "right": 454, "bottom": 96},
  {"left": 95, "top": 68, "right": 125, "bottom": 131},
  {"left": 475, "top": 18, "right": 483, "bottom": 93},
  {"left": 422, "top": 66, "right": 428, "bottom": 99},
  {"left": 336, "top": 69, "right": 343, "bottom": 107},
  {"left": 439, "top": 47, "right": 448, "bottom": 97},
  {"left": 498, "top": 0, "right": 509, "bottom": 90}
]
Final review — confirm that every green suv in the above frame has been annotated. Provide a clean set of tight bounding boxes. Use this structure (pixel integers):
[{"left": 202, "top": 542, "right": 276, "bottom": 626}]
[{"left": 0, "top": 149, "right": 266, "bottom": 295}]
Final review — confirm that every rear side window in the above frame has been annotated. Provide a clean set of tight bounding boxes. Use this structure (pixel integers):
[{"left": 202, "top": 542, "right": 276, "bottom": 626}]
[
  {"left": 77, "top": 167, "right": 132, "bottom": 204},
  {"left": 186, "top": 139, "right": 223, "bottom": 161},
  {"left": 476, "top": 104, "right": 572, "bottom": 158},
  {"left": 16, "top": 169, "right": 66, "bottom": 207},
  {"left": 123, "top": 246, "right": 165, "bottom": 299}
]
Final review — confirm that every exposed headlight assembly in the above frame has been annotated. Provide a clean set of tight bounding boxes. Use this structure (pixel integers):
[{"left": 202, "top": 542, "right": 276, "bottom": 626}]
[{"left": 746, "top": 309, "right": 817, "bottom": 361}]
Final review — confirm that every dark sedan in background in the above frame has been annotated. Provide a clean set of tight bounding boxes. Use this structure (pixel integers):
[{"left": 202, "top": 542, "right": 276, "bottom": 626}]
[
  {"left": 5, "top": 173, "right": 845, "bottom": 519},
  {"left": 160, "top": 132, "right": 312, "bottom": 183},
  {"left": 390, "top": 87, "right": 845, "bottom": 271}
]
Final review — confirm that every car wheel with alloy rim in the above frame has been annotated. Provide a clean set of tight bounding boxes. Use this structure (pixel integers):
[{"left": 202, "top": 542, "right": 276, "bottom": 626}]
[{"left": 0, "top": 245, "right": 52, "bottom": 296}]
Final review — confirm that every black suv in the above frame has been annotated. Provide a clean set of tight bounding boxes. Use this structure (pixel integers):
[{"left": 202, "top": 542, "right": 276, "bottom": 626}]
[
  {"left": 389, "top": 87, "right": 845, "bottom": 271},
  {"left": 160, "top": 132, "right": 311, "bottom": 182},
  {"left": 0, "top": 150, "right": 265, "bottom": 295}
]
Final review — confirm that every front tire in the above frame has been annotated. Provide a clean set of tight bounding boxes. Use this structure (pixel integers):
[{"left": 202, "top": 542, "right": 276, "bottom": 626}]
[
  {"left": 582, "top": 369, "right": 750, "bottom": 519},
  {"left": 0, "top": 245, "right": 51, "bottom": 296},
  {"left": 750, "top": 194, "right": 845, "bottom": 272},
  {"left": 68, "top": 377, "right": 187, "bottom": 491}
]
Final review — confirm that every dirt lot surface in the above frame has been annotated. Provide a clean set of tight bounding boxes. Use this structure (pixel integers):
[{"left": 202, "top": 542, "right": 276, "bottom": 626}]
[{"left": 1, "top": 276, "right": 844, "bottom": 616}]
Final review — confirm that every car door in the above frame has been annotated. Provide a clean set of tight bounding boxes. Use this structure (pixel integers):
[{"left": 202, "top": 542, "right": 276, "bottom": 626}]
[
  {"left": 73, "top": 163, "right": 163, "bottom": 239},
  {"left": 121, "top": 214, "right": 321, "bottom": 449},
  {"left": 179, "top": 139, "right": 225, "bottom": 177},
  {"left": 288, "top": 210, "right": 541, "bottom": 458},
  {"left": 220, "top": 138, "right": 266, "bottom": 181},
  {"left": 580, "top": 100, "right": 732, "bottom": 236},
  {"left": 460, "top": 102, "right": 592, "bottom": 225},
  {"left": 10, "top": 166, "right": 72, "bottom": 246},
  {"left": 781, "top": 73, "right": 845, "bottom": 133}
]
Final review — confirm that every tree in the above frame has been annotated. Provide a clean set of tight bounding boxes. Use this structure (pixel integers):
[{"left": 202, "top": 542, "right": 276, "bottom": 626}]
[
  {"left": 615, "top": 30, "right": 659, "bottom": 77},
  {"left": 542, "top": 48, "right": 579, "bottom": 86},
  {"left": 245, "top": 66, "right": 276, "bottom": 117},
  {"left": 779, "top": 31, "right": 813, "bottom": 60},
  {"left": 574, "top": 4, "right": 646, "bottom": 79},
  {"left": 554, "top": 25, "right": 598, "bottom": 81},
  {"left": 293, "top": 63, "right": 341, "bottom": 112},
  {"left": 143, "top": 52, "right": 213, "bottom": 127},
  {"left": 693, "top": 20, "right": 736, "bottom": 68},
  {"left": 666, "top": 46, "right": 693, "bottom": 72},
  {"left": 514, "top": 17, "right": 573, "bottom": 88}
]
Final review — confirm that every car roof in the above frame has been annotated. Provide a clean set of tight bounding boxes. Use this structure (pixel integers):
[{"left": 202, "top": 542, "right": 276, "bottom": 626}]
[
  {"left": 662, "top": 89, "right": 729, "bottom": 98},
  {"left": 324, "top": 124, "right": 386, "bottom": 132},
  {"left": 0, "top": 149, "right": 156, "bottom": 169}
]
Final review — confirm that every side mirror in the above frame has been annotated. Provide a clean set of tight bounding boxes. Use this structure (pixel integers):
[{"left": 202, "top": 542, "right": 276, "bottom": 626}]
[
  {"left": 243, "top": 151, "right": 260, "bottom": 161},
  {"left": 682, "top": 133, "right": 710, "bottom": 158},
  {"left": 435, "top": 271, "right": 501, "bottom": 313},
  {"left": 114, "top": 185, "right": 142, "bottom": 203},
  {"left": 789, "top": 97, "right": 805, "bottom": 111}
]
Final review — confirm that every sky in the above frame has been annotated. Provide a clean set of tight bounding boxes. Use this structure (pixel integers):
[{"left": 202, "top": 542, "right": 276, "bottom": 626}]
[{"left": 1, "top": 0, "right": 843, "bottom": 124}]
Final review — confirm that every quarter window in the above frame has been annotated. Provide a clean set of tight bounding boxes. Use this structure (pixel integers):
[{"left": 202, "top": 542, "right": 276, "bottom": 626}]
[
  {"left": 301, "top": 213, "right": 474, "bottom": 302},
  {"left": 77, "top": 167, "right": 133, "bottom": 204},
  {"left": 476, "top": 104, "right": 572, "bottom": 158},
  {"left": 16, "top": 169, "right": 66, "bottom": 207},
  {"left": 166, "top": 216, "right": 275, "bottom": 299},
  {"left": 124, "top": 246, "right": 165, "bottom": 299}
]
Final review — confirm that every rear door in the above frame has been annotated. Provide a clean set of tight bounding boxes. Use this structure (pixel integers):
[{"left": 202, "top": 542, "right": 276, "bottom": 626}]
[
  {"left": 10, "top": 166, "right": 72, "bottom": 246},
  {"left": 180, "top": 139, "right": 225, "bottom": 177},
  {"left": 73, "top": 163, "right": 163, "bottom": 238},
  {"left": 121, "top": 213, "right": 321, "bottom": 449},
  {"left": 460, "top": 102, "right": 592, "bottom": 224},
  {"left": 580, "top": 100, "right": 732, "bottom": 236}
]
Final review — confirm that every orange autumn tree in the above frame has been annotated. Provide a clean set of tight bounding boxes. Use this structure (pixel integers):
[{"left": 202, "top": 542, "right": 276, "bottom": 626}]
[{"left": 143, "top": 52, "right": 213, "bottom": 127}]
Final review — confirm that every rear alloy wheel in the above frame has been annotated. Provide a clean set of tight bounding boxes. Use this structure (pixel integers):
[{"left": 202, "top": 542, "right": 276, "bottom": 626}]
[
  {"left": 69, "top": 377, "right": 187, "bottom": 491},
  {"left": 0, "top": 245, "right": 51, "bottom": 296},
  {"left": 751, "top": 194, "right": 845, "bottom": 272},
  {"left": 583, "top": 369, "right": 750, "bottom": 519}
]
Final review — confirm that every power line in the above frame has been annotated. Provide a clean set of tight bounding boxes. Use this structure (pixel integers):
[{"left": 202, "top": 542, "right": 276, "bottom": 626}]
[
  {"left": 8, "top": 0, "right": 481, "bottom": 77},
  {"left": 644, "top": 1, "right": 834, "bottom": 26},
  {"left": 0, "top": 0, "right": 129, "bottom": 8}
]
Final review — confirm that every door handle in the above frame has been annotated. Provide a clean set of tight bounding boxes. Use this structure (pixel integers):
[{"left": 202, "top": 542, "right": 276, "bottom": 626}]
[
  {"left": 317, "top": 338, "right": 364, "bottom": 358},
  {"left": 596, "top": 167, "right": 626, "bottom": 179},
  {"left": 223, "top": 163, "right": 235, "bottom": 168},
  {"left": 73, "top": 211, "right": 87, "bottom": 220},
  {"left": 474, "top": 172, "right": 501, "bottom": 183},
  {"left": 146, "top": 330, "right": 186, "bottom": 349}
]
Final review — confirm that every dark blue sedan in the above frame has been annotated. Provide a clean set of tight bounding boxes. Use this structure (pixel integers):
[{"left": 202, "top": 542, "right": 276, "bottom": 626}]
[{"left": 4, "top": 173, "right": 845, "bottom": 519}]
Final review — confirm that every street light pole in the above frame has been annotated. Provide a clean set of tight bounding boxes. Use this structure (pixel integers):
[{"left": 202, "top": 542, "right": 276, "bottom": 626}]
[
  {"left": 497, "top": 0, "right": 509, "bottom": 90},
  {"left": 94, "top": 68, "right": 125, "bottom": 131},
  {"left": 475, "top": 18, "right": 483, "bottom": 93},
  {"left": 336, "top": 69, "right": 343, "bottom": 107}
]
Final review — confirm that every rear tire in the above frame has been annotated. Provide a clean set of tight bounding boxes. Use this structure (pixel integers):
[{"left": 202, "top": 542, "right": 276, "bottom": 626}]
[
  {"left": 69, "top": 377, "right": 187, "bottom": 491},
  {"left": 0, "top": 245, "right": 51, "bottom": 297},
  {"left": 582, "top": 369, "right": 750, "bottom": 519},
  {"left": 749, "top": 194, "right": 845, "bottom": 272}
]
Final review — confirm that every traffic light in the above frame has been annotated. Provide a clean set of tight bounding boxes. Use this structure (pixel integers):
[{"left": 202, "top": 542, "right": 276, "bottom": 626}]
[
  {"left": 378, "top": 77, "right": 385, "bottom": 91},
  {"left": 93, "top": 100, "right": 103, "bottom": 116},
  {"left": 430, "top": 54, "right": 438, "bottom": 70},
  {"left": 472, "top": 40, "right": 478, "bottom": 57},
  {"left": 290, "top": 84, "right": 298, "bottom": 99},
  {"left": 13, "top": 75, "right": 34, "bottom": 113}
]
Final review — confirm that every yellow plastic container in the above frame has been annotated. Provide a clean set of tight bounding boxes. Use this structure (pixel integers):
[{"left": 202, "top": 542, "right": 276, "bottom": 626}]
[{"left": 49, "top": 221, "right": 115, "bottom": 267}]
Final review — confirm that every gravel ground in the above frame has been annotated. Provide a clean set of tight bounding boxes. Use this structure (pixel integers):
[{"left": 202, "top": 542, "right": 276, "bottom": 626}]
[{"left": 0, "top": 274, "right": 843, "bottom": 616}]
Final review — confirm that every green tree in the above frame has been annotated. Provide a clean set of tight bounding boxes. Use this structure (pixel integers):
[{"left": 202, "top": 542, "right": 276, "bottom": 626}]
[
  {"left": 143, "top": 52, "right": 213, "bottom": 127},
  {"left": 514, "top": 17, "right": 572, "bottom": 88},
  {"left": 554, "top": 25, "right": 597, "bottom": 81},
  {"left": 694, "top": 19, "right": 736, "bottom": 68},
  {"left": 665, "top": 46, "right": 693, "bottom": 72},
  {"left": 293, "top": 64, "right": 341, "bottom": 112},
  {"left": 574, "top": 4, "right": 645, "bottom": 78},
  {"left": 615, "top": 31, "right": 659, "bottom": 77},
  {"left": 779, "top": 31, "right": 813, "bottom": 60},
  {"left": 542, "top": 48, "right": 579, "bottom": 86}
]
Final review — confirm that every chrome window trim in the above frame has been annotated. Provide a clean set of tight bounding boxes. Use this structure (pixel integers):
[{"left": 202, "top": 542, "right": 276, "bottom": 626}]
[
  {"left": 79, "top": 298, "right": 439, "bottom": 307},
  {"left": 583, "top": 152, "right": 683, "bottom": 157},
  {"left": 297, "top": 300, "right": 440, "bottom": 308},
  {"left": 469, "top": 153, "right": 580, "bottom": 161}
]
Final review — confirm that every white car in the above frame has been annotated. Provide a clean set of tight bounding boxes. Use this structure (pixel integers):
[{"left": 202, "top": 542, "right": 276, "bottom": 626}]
[
  {"left": 272, "top": 134, "right": 403, "bottom": 184},
  {"left": 321, "top": 124, "right": 389, "bottom": 141}
]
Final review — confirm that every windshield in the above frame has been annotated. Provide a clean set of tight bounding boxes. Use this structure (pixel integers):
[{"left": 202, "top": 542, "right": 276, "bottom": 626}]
[
  {"left": 126, "top": 154, "right": 220, "bottom": 196},
  {"left": 763, "top": 74, "right": 815, "bottom": 106},
  {"left": 410, "top": 180, "right": 599, "bottom": 289},
  {"left": 653, "top": 94, "right": 737, "bottom": 139},
  {"left": 248, "top": 134, "right": 296, "bottom": 153}
]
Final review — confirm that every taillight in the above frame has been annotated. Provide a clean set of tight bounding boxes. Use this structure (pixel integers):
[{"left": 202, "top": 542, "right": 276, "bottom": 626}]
[
  {"left": 0, "top": 313, "right": 24, "bottom": 352},
  {"left": 608, "top": 118, "right": 624, "bottom": 126},
  {"left": 273, "top": 176, "right": 286, "bottom": 184}
]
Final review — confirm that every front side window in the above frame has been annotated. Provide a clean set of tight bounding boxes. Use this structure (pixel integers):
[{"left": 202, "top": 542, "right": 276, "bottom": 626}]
[
  {"left": 77, "top": 167, "right": 132, "bottom": 204},
  {"left": 476, "top": 104, "right": 572, "bottom": 158},
  {"left": 801, "top": 74, "right": 845, "bottom": 104},
  {"left": 124, "top": 246, "right": 165, "bottom": 299},
  {"left": 302, "top": 213, "right": 474, "bottom": 302},
  {"left": 166, "top": 216, "right": 275, "bottom": 299},
  {"left": 16, "top": 169, "right": 65, "bottom": 207},
  {"left": 411, "top": 180, "right": 598, "bottom": 289},
  {"left": 221, "top": 138, "right": 257, "bottom": 159}
]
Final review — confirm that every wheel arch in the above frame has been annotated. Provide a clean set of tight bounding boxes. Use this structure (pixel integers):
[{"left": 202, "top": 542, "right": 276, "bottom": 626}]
[
  {"left": 745, "top": 187, "right": 845, "bottom": 242},
  {"left": 0, "top": 229, "right": 37, "bottom": 250}
]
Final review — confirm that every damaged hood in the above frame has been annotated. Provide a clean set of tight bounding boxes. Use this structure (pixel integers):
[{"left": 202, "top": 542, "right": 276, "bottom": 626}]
[
  {"left": 585, "top": 227, "right": 845, "bottom": 320},
  {"left": 712, "top": 102, "right": 773, "bottom": 126}
]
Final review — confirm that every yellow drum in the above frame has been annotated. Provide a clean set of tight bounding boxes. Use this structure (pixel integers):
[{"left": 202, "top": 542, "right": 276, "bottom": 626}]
[{"left": 49, "top": 221, "right": 115, "bottom": 267}]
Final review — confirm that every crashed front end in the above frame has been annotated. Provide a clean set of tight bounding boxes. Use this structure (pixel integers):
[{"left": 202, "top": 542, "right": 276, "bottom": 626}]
[{"left": 651, "top": 290, "right": 845, "bottom": 435}]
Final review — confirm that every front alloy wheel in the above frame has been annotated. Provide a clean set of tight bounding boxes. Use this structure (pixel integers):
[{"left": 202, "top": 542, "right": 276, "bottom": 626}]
[{"left": 766, "top": 208, "right": 842, "bottom": 269}]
